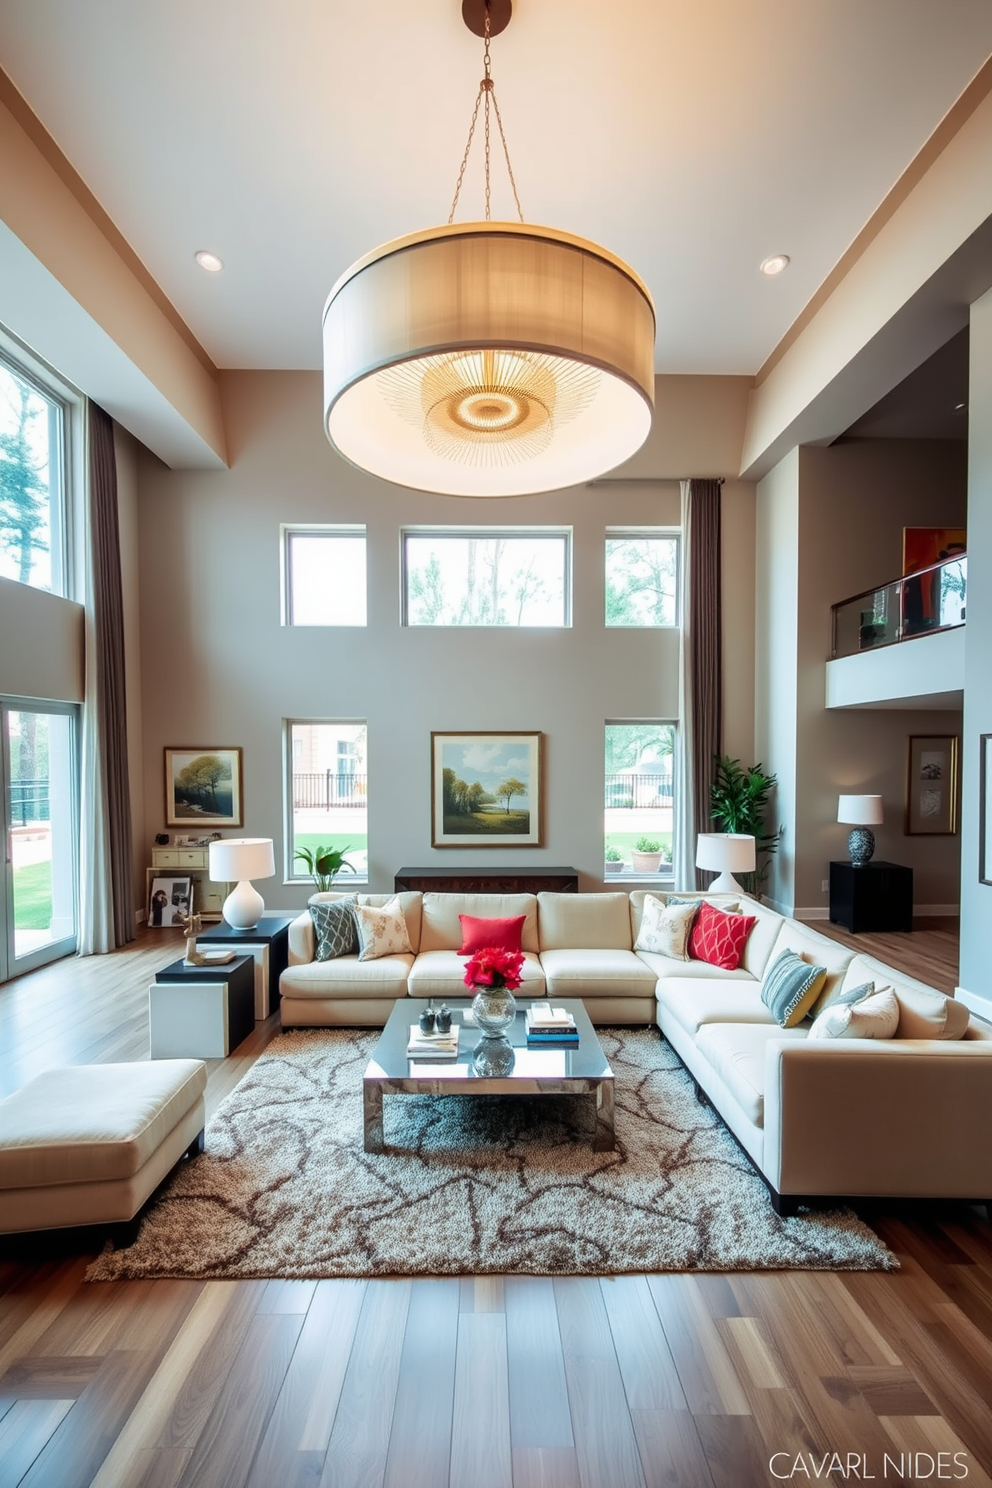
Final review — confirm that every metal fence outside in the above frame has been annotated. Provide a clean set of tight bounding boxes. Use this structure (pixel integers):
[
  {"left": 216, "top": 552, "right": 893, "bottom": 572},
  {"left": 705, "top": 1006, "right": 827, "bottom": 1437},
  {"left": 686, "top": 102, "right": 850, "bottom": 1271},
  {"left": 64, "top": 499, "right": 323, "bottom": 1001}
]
[
  {"left": 10, "top": 779, "right": 50, "bottom": 825},
  {"left": 604, "top": 772, "right": 673, "bottom": 809},
  {"left": 293, "top": 772, "right": 368, "bottom": 809}
]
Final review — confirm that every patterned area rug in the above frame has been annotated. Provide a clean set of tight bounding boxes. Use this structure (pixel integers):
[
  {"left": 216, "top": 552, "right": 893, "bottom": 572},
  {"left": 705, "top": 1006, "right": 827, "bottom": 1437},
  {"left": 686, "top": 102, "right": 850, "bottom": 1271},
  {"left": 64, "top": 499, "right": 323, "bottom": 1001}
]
[{"left": 86, "top": 1029, "right": 895, "bottom": 1280}]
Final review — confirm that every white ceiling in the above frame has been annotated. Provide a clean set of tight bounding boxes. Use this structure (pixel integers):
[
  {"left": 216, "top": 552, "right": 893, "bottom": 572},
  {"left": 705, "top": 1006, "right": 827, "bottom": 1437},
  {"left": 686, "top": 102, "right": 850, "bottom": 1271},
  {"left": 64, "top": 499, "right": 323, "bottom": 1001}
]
[{"left": 2, "top": 0, "right": 991, "bottom": 375}]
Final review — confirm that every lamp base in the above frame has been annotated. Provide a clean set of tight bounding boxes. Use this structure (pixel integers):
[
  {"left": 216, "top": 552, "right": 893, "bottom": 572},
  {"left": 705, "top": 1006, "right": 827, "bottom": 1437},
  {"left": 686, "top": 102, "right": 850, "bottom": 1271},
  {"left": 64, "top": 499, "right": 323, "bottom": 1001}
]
[
  {"left": 223, "top": 880, "right": 265, "bottom": 930},
  {"left": 707, "top": 870, "right": 743, "bottom": 894},
  {"left": 848, "top": 827, "right": 876, "bottom": 866}
]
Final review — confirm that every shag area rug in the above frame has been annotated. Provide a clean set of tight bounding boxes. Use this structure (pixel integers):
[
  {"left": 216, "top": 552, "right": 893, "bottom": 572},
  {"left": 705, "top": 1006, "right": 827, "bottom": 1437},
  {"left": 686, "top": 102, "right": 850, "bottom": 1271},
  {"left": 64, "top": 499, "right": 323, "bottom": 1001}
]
[{"left": 87, "top": 1028, "right": 895, "bottom": 1280}]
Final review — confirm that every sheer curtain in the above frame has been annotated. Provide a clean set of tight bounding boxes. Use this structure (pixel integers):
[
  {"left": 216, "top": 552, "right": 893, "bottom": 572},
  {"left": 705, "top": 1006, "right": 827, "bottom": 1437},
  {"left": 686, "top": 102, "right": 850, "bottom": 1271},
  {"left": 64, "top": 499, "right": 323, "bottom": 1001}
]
[
  {"left": 78, "top": 403, "right": 134, "bottom": 953},
  {"left": 673, "top": 478, "right": 722, "bottom": 890}
]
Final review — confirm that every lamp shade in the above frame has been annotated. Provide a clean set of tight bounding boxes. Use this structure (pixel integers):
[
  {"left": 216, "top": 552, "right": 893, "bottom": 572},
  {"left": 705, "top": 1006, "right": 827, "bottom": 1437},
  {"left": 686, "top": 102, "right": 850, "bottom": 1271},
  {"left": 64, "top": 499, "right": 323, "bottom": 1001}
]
[
  {"left": 837, "top": 795, "right": 884, "bottom": 826},
  {"left": 208, "top": 838, "right": 275, "bottom": 884},
  {"left": 695, "top": 833, "right": 757, "bottom": 873},
  {"left": 323, "top": 222, "right": 655, "bottom": 498}
]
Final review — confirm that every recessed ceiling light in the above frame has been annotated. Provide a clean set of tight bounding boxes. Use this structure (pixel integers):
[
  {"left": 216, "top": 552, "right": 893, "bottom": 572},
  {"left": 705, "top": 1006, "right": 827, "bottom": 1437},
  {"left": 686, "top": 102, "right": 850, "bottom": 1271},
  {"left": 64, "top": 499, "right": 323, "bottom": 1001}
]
[
  {"left": 195, "top": 250, "right": 224, "bottom": 273},
  {"left": 760, "top": 254, "right": 790, "bottom": 276}
]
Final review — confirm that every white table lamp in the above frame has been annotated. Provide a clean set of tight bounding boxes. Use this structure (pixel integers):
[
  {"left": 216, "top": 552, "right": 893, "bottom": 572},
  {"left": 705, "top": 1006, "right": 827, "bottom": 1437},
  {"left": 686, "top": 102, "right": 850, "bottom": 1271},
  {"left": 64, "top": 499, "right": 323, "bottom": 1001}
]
[
  {"left": 209, "top": 838, "right": 275, "bottom": 929},
  {"left": 695, "top": 833, "right": 756, "bottom": 893},
  {"left": 837, "top": 795, "right": 883, "bottom": 866}
]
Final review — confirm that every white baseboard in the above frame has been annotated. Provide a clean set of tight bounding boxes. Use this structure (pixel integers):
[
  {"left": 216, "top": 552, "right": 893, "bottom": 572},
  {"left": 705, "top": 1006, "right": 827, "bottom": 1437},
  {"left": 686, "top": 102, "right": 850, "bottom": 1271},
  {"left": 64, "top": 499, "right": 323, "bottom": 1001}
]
[
  {"left": 957, "top": 987, "right": 992, "bottom": 1024},
  {"left": 915, "top": 904, "right": 960, "bottom": 917},
  {"left": 761, "top": 895, "right": 793, "bottom": 917},
  {"left": 795, "top": 906, "right": 828, "bottom": 920},
  {"left": 791, "top": 904, "right": 959, "bottom": 923}
]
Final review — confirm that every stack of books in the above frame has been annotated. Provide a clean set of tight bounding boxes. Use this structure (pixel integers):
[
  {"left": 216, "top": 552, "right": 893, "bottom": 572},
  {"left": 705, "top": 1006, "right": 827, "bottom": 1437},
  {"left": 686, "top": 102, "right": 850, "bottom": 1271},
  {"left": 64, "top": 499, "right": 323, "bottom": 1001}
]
[
  {"left": 406, "top": 1024, "right": 460, "bottom": 1060},
  {"left": 525, "top": 1003, "right": 579, "bottom": 1047}
]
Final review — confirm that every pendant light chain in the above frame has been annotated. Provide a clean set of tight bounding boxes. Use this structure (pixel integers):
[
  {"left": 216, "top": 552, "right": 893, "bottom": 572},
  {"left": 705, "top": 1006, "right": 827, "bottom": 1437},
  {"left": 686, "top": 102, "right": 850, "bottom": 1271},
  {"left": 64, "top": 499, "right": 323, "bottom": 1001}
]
[{"left": 448, "top": 9, "right": 524, "bottom": 225}]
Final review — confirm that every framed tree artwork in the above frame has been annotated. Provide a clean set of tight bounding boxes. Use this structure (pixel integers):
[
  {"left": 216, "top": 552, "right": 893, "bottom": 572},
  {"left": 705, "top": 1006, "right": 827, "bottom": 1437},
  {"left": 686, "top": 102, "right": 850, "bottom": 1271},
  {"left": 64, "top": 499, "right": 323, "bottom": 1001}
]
[
  {"left": 431, "top": 731, "right": 543, "bottom": 847},
  {"left": 905, "top": 734, "right": 958, "bottom": 836},
  {"left": 165, "top": 747, "right": 243, "bottom": 828}
]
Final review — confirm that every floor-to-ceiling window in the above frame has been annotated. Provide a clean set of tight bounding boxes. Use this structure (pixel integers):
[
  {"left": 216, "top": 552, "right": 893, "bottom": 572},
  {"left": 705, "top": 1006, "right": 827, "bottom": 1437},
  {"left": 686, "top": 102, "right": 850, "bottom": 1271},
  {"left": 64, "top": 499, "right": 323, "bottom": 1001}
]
[{"left": 1, "top": 701, "right": 78, "bottom": 979}]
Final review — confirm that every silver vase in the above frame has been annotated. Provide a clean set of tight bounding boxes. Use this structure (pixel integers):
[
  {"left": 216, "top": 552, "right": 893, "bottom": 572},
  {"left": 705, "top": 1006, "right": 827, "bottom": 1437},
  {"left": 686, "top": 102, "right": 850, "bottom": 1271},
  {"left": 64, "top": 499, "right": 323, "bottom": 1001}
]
[
  {"left": 471, "top": 984, "right": 517, "bottom": 1038},
  {"left": 472, "top": 1034, "right": 516, "bottom": 1077}
]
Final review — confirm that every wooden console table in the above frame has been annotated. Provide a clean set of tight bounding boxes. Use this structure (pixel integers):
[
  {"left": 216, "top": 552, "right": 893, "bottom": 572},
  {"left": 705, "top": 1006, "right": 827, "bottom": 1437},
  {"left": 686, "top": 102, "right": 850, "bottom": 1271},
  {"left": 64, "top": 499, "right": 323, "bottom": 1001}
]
[{"left": 394, "top": 866, "right": 579, "bottom": 894}]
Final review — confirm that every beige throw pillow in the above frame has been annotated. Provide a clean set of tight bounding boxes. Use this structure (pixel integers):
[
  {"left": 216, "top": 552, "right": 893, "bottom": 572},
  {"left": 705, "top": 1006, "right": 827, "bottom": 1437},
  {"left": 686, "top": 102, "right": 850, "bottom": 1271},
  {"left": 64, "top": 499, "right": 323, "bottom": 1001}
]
[
  {"left": 807, "top": 986, "right": 899, "bottom": 1041},
  {"left": 353, "top": 896, "right": 413, "bottom": 961},
  {"left": 634, "top": 896, "right": 697, "bottom": 959},
  {"left": 892, "top": 984, "right": 970, "bottom": 1040}
]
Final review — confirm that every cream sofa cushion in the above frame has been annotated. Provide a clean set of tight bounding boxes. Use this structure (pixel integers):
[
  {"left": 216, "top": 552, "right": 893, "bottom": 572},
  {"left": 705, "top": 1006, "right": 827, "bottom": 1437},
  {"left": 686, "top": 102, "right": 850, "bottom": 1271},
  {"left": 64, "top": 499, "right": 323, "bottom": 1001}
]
[
  {"left": 409, "top": 949, "right": 546, "bottom": 999},
  {"left": 694, "top": 1024, "right": 808, "bottom": 1127},
  {"left": 835, "top": 954, "right": 970, "bottom": 1038},
  {"left": 539, "top": 947, "right": 656, "bottom": 999},
  {"left": 637, "top": 949, "right": 753, "bottom": 982},
  {"left": 419, "top": 893, "right": 539, "bottom": 953},
  {"left": 538, "top": 892, "right": 632, "bottom": 951},
  {"left": 0, "top": 1060, "right": 206, "bottom": 1190},
  {"left": 657, "top": 979, "right": 776, "bottom": 1038},
  {"left": 280, "top": 954, "right": 414, "bottom": 1001}
]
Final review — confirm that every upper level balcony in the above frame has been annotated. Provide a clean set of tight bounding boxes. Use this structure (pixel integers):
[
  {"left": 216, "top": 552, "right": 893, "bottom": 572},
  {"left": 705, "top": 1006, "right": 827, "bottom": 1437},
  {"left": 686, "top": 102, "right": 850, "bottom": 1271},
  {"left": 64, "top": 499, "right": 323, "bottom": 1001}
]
[{"left": 826, "top": 554, "right": 966, "bottom": 711}]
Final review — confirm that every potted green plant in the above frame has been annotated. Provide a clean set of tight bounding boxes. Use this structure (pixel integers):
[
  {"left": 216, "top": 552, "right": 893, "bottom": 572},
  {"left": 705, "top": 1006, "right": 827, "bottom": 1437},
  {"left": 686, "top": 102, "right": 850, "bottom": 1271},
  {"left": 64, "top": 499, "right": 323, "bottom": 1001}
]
[
  {"left": 294, "top": 844, "right": 354, "bottom": 893},
  {"left": 604, "top": 845, "right": 625, "bottom": 874},
  {"left": 709, "top": 756, "right": 782, "bottom": 896},
  {"left": 631, "top": 836, "right": 664, "bottom": 872}
]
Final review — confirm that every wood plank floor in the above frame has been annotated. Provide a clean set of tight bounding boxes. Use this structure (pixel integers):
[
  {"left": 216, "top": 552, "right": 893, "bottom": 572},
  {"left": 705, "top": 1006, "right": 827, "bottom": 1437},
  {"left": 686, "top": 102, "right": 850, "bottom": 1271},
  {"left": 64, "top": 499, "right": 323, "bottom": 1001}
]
[{"left": 1, "top": 925, "right": 991, "bottom": 1487}]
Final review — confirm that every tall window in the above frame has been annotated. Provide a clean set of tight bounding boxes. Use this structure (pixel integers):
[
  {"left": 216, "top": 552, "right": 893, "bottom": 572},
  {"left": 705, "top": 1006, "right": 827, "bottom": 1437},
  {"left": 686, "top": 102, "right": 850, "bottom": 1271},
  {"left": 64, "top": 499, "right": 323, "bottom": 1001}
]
[
  {"left": 283, "top": 527, "right": 367, "bottom": 625},
  {"left": 605, "top": 532, "right": 679, "bottom": 627},
  {"left": 403, "top": 530, "right": 569, "bottom": 626},
  {"left": 286, "top": 721, "right": 367, "bottom": 881},
  {"left": 604, "top": 721, "right": 675, "bottom": 880},
  {"left": 0, "top": 351, "right": 68, "bottom": 594}
]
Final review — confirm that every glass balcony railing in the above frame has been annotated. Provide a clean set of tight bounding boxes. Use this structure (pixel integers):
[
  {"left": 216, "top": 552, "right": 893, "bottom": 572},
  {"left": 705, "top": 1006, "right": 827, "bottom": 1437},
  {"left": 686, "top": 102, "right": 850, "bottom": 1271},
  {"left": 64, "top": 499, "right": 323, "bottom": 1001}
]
[{"left": 831, "top": 554, "right": 966, "bottom": 659}]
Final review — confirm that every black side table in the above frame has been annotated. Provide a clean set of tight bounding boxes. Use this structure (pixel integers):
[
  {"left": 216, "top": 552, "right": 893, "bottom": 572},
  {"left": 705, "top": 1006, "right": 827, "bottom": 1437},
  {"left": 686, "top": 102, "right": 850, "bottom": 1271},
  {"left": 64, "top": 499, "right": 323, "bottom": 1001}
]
[
  {"left": 151, "top": 955, "right": 255, "bottom": 1058},
  {"left": 829, "top": 861, "right": 913, "bottom": 933},
  {"left": 196, "top": 914, "right": 295, "bottom": 1019}
]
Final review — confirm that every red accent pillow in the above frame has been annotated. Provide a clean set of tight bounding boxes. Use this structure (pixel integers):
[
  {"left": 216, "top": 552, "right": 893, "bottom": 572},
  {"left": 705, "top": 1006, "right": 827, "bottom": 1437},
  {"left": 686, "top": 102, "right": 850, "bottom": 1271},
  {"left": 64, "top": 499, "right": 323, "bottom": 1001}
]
[
  {"left": 688, "top": 900, "right": 756, "bottom": 971},
  {"left": 458, "top": 914, "right": 526, "bottom": 955}
]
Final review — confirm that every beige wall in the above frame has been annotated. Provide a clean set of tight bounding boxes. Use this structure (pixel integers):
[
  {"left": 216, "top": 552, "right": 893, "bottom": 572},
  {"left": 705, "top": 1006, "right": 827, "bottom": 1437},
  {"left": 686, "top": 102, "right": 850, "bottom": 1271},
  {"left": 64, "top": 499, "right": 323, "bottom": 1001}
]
[
  {"left": 133, "top": 370, "right": 756, "bottom": 911},
  {"left": 0, "top": 576, "right": 83, "bottom": 703}
]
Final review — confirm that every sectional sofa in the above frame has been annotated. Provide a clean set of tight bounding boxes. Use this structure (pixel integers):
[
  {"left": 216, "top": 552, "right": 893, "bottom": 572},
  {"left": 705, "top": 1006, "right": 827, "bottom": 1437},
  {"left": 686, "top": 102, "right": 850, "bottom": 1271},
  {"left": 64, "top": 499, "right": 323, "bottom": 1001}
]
[{"left": 279, "top": 888, "right": 992, "bottom": 1213}]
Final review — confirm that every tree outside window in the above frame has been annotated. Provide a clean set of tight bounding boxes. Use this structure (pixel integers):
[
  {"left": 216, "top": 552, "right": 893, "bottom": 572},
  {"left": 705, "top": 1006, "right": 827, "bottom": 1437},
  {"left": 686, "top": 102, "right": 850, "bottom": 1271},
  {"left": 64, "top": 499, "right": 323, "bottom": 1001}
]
[{"left": 605, "top": 535, "right": 678, "bottom": 627}]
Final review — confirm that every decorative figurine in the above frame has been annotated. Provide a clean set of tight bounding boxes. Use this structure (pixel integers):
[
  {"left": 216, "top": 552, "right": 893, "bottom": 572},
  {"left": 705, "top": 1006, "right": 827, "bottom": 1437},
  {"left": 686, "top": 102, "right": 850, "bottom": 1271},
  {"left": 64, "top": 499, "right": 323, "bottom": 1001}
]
[
  {"left": 177, "top": 910, "right": 208, "bottom": 966},
  {"left": 435, "top": 1004, "right": 452, "bottom": 1034},
  {"left": 419, "top": 1005, "right": 436, "bottom": 1035}
]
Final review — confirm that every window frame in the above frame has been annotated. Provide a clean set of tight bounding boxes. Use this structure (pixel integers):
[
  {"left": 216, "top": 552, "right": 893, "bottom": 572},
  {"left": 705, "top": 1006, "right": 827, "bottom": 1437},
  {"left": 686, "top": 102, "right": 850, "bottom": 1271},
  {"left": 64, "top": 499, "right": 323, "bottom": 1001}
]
[
  {"left": 604, "top": 717, "right": 677, "bottom": 884},
  {"left": 0, "top": 327, "right": 80, "bottom": 600},
  {"left": 283, "top": 717, "right": 369, "bottom": 885},
  {"left": 604, "top": 527, "right": 681, "bottom": 630},
  {"left": 281, "top": 523, "right": 368, "bottom": 627},
  {"left": 401, "top": 526, "right": 572, "bottom": 628}
]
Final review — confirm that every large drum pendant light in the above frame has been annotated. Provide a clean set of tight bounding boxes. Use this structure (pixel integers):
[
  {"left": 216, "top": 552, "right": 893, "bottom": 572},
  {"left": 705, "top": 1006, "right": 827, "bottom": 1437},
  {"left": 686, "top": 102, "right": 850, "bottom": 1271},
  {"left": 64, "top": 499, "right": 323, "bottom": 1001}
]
[{"left": 322, "top": 1, "right": 655, "bottom": 498}]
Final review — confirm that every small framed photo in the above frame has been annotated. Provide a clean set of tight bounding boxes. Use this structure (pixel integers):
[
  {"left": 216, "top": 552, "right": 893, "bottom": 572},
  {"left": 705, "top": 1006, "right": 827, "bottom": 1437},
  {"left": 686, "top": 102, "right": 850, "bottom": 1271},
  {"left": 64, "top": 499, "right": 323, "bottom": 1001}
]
[
  {"left": 906, "top": 734, "right": 959, "bottom": 835},
  {"left": 431, "top": 731, "right": 543, "bottom": 847},
  {"left": 165, "top": 747, "right": 243, "bottom": 828},
  {"left": 148, "top": 875, "right": 193, "bottom": 927},
  {"left": 980, "top": 735, "right": 992, "bottom": 886}
]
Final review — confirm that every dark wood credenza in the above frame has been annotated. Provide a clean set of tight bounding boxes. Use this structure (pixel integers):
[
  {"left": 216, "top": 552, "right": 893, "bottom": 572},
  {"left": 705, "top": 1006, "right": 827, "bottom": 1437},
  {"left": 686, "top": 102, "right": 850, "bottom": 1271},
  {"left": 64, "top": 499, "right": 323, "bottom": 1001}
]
[{"left": 394, "top": 866, "right": 579, "bottom": 894}]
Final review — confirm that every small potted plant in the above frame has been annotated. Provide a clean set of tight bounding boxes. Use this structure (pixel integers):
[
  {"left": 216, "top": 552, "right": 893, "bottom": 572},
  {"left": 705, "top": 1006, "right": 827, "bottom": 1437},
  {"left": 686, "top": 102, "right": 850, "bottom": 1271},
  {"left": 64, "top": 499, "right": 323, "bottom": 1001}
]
[
  {"left": 604, "top": 846, "right": 625, "bottom": 874},
  {"left": 294, "top": 844, "right": 354, "bottom": 893},
  {"left": 631, "top": 836, "right": 664, "bottom": 872}
]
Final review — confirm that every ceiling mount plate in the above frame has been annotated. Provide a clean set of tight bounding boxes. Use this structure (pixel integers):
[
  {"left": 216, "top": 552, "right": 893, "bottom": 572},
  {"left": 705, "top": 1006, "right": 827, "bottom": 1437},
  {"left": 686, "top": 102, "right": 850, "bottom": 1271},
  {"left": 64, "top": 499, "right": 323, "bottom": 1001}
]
[{"left": 462, "top": 0, "right": 512, "bottom": 39}]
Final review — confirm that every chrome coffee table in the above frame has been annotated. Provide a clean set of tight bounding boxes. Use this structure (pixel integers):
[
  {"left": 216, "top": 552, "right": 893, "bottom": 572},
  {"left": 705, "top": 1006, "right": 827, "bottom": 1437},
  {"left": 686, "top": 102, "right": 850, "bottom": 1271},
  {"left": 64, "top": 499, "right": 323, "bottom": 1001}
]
[{"left": 362, "top": 998, "right": 615, "bottom": 1154}]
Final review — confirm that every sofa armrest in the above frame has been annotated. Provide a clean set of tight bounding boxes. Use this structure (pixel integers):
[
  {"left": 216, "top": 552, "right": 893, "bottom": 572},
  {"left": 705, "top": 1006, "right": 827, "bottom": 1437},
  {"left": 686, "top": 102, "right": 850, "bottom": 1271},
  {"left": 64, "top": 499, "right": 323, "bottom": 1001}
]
[
  {"left": 763, "top": 1039, "right": 992, "bottom": 1199},
  {"left": 288, "top": 910, "right": 316, "bottom": 965}
]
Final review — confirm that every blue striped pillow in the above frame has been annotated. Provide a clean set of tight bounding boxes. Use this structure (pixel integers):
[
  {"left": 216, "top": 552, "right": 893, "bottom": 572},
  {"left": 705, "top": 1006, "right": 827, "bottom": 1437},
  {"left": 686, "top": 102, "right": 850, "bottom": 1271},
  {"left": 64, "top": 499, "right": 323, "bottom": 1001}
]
[{"left": 761, "top": 949, "right": 827, "bottom": 1027}]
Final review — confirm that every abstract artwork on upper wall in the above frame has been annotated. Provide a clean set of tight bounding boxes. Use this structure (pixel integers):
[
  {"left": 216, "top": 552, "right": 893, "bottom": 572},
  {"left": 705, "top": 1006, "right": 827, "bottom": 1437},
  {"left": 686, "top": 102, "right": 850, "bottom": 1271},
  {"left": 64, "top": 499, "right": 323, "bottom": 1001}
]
[
  {"left": 165, "top": 747, "right": 243, "bottom": 828},
  {"left": 905, "top": 734, "right": 958, "bottom": 836},
  {"left": 431, "top": 731, "right": 543, "bottom": 847},
  {"left": 980, "top": 736, "right": 992, "bottom": 887},
  {"left": 902, "top": 527, "right": 966, "bottom": 575}
]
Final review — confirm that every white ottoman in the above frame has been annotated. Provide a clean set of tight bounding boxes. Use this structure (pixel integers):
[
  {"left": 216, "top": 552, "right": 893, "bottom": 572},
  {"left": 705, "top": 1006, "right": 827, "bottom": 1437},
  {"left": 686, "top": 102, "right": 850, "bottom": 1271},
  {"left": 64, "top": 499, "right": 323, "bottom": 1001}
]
[{"left": 0, "top": 1059, "right": 207, "bottom": 1240}]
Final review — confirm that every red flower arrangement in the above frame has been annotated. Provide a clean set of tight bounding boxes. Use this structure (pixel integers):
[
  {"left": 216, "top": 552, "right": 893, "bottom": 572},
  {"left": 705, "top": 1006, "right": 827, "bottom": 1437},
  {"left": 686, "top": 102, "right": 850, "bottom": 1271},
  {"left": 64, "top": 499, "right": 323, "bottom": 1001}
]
[{"left": 463, "top": 945, "right": 525, "bottom": 992}]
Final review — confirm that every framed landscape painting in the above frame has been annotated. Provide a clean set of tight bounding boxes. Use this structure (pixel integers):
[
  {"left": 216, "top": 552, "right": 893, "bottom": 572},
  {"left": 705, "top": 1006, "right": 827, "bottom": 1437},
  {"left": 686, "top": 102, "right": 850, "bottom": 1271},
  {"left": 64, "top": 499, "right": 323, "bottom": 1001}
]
[
  {"left": 431, "top": 731, "right": 542, "bottom": 847},
  {"left": 905, "top": 734, "right": 958, "bottom": 835},
  {"left": 165, "top": 747, "right": 243, "bottom": 828}
]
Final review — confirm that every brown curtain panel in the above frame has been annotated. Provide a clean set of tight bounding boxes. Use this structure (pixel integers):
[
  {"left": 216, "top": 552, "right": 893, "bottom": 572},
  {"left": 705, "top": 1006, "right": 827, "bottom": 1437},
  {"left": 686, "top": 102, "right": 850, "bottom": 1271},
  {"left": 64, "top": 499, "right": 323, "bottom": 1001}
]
[
  {"left": 688, "top": 478, "right": 722, "bottom": 885},
  {"left": 89, "top": 403, "right": 135, "bottom": 945}
]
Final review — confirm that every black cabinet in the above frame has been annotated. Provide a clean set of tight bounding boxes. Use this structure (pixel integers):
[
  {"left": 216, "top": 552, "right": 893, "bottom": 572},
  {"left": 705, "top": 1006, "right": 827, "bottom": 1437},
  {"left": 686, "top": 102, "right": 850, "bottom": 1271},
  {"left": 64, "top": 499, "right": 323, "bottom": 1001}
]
[
  {"left": 829, "top": 860, "right": 913, "bottom": 933},
  {"left": 394, "top": 867, "right": 579, "bottom": 894}
]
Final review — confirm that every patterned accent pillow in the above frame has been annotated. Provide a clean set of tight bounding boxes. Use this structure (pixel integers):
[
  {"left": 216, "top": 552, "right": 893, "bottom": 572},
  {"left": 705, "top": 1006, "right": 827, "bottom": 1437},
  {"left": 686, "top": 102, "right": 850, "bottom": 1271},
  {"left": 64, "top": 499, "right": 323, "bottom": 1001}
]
[
  {"left": 760, "top": 949, "right": 828, "bottom": 1028},
  {"left": 807, "top": 986, "right": 899, "bottom": 1041},
  {"left": 633, "top": 895, "right": 698, "bottom": 959},
  {"left": 310, "top": 897, "right": 358, "bottom": 961},
  {"left": 458, "top": 914, "right": 526, "bottom": 954},
  {"left": 688, "top": 901, "right": 756, "bottom": 971},
  {"left": 354, "top": 896, "right": 414, "bottom": 962},
  {"left": 809, "top": 979, "right": 875, "bottom": 1019}
]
